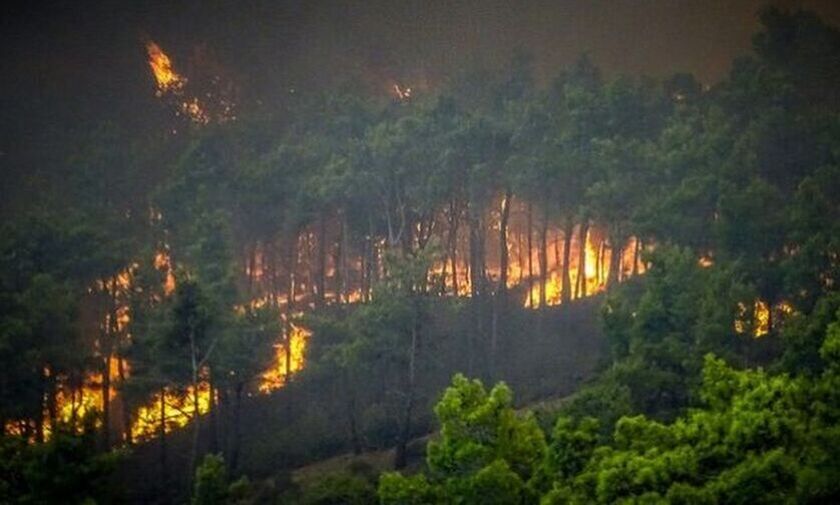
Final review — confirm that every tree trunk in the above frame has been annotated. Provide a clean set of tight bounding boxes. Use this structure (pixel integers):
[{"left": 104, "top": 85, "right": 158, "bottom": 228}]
[
  {"left": 317, "top": 214, "right": 327, "bottom": 306},
  {"left": 468, "top": 205, "right": 485, "bottom": 299},
  {"left": 158, "top": 386, "right": 167, "bottom": 491},
  {"left": 230, "top": 383, "right": 243, "bottom": 472},
  {"left": 517, "top": 231, "right": 524, "bottom": 284},
  {"left": 607, "top": 232, "right": 623, "bottom": 289},
  {"left": 36, "top": 372, "right": 45, "bottom": 443},
  {"left": 498, "top": 191, "right": 512, "bottom": 295},
  {"left": 118, "top": 358, "right": 132, "bottom": 445},
  {"left": 208, "top": 377, "right": 218, "bottom": 453},
  {"left": 340, "top": 212, "right": 349, "bottom": 302},
  {"left": 187, "top": 327, "right": 202, "bottom": 491},
  {"left": 448, "top": 200, "right": 460, "bottom": 295},
  {"left": 101, "top": 354, "right": 112, "bottom": 449},
  {"left": 539, "top": 207, "right": 549, "bottom": 308},
  {"left": 491, "top": 191, "right": 512, "bottom": 376},
  {"left": 576, "top": 223, "right": 590, "bottom": 298},
  {"left": 101, "top": 276, "right": 120, "bottom": 450},
  {"left": 632, "top": 238, "right": 641, "bottom": 276},
  {"left": 561, "top": 218, "right": 574, "bottom": 303},
  {"left": 596, "top": 239, "right": 604, "bottom": 286},
  {"left": 527, "top": 203, "right": 534, "bottom": 308},
  {"left": 395, "top": 306, "right": 420, "bottom": 469}
]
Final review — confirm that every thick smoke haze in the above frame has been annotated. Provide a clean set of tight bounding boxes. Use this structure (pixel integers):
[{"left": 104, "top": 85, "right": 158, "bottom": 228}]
[{"left": 2, "top": 0, "right": 840, "bottom": 207}]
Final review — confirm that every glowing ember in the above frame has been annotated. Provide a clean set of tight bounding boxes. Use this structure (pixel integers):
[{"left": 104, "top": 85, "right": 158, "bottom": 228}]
[
  {"left": 154, "top": 250, "right": 176, "bottom": 295},
  {"left": 392, "top": 83, "right": 412, "bottom": 101}
]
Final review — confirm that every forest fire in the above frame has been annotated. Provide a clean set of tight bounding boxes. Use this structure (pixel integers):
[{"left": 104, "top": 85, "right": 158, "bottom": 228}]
[
  {"left": 733, "top": 299, "right": 795, "bottom": 337},
  {"left": 146, "top": 41, "right": 186, "bottom": 95},
  {"left": 145, "top": 41, "right": 210, "bottom": 124},
  {"left": 130, "top": 383, "right": 213, "bottom": 442},
  {"left": 154, "top": 250, "right": 176, "bottom": 295},
  {"left": 259, "top": 323, "right": 311, "bottom": 393}
]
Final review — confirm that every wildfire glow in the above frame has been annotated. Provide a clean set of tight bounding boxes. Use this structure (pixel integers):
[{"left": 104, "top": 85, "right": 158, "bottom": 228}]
[
  {"left": 735, "top": 299, "right": 778, "bottom": 337},
  {"left": 259, "top": 323, "right": 311, "bottom": 393},
  {"left": 146, "top": 41, "right": 187, "bottom": 95},
  {"left": 154, "top": 250, "right": 176, "bottom": 295},
  {"left": 145, "top": 41, "right": 209, "bottom": 124},
  {"left": 392, "top": 83, "right": 412, "bottom": 101},
  {"left": 131, "top": 382, "right": 213, "bottom": 441}
]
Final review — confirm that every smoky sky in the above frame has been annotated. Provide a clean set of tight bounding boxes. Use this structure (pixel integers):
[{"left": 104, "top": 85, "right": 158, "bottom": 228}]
[{"left": 2, "top": 0, "right": 840, "bottom": 181}]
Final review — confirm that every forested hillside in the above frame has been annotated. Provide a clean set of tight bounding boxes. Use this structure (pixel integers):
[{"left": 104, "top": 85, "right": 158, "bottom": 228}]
[{"left": 3, "top": 6, "right": 840, "bottom": 504}]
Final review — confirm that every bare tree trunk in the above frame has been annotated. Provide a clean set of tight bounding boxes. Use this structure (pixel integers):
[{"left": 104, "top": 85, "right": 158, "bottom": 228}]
[
  {"left": 316, "top": 214, "right": 327, "bottom": 307},
  {"left": 517, "top": 231, "right": 524, "bottom": 284},
  {"left": 187, "top": 327, "right": 202, "bottom": 491},
  {"left": 491, "top": 191, "right": 512, "bottom": 377},
  {"left": 230, "top": 383, "right": 243, "bottom": 472},
  {"left": 101, "top": 276, "right": 120, "bottom": 450},
  {"left": 596, "top": 239, "right": 604, "bottom": 286},
  {"left": 340, "top": 212, "right": 349, "bottom": 302},
  {"left": 607, "top": 232, "right": 623, "bottom": 289},
  {"left": 561, "top": 217, "right": 573, "bottom": 304},
  {"left": 101, "top": 354, "right": 111, "bottom": 449},
  {"left": 468, "top": 203, "right": 486, "bottom": 299},
  {"left": 539, "top": 207, "right": 549, "bottom": 309},
  {"left": 208, "top": 377, "right": 218, "bottom": 453},
  {"left": 284, "top": 237, "right": 294, "bottom": 385},
  {"left": 158, "top": 387, "right": 167, "bottom": 491},
  {"left": 498, "top": 190, "right": 512, "bottom": 296},
  {"left": 632, "top": 238, "right": 641, "bottom": 276},
  {"left": 576, "top": 223, "right": 590, "bottom": 298},
  {"left": 118, "top": 358, "right": 131, "bottom": 445},
  {"left": 360, "top": 240, "right": 368, "bottom": 301},
  {"left": 36, "top": 372, "right": 45, "bottom": 443},
  {"left": 527, "top": 203, "right": 534, "bottom": 308},
  {"left": 395, "top": 306, "right": 420, "bottom": 469}
]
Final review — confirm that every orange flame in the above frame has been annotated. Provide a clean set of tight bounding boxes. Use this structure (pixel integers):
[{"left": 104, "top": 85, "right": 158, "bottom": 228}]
[
  {"left": 259, "top": 323, "right": 310, "bottom": 393},
  {"left": 145, "top": 41, "right": 209, "bottom": 124},
  {"left": 131, "top": 382, "right": 213, "bottom": 441},
  {"left": 154, "top": 250, "right": 176, "bottom": 296},
  {"left": 146, "top": 41, "right": 187, "bottom": 95}
]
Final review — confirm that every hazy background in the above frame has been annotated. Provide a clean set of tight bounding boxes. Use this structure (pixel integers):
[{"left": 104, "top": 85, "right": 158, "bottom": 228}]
[{"left": 3, "top": 0, "right": 840, "bottom": 202}]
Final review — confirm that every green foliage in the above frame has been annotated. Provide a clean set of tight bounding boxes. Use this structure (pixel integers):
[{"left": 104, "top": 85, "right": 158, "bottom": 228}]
[
  {"left": 191, "top": 453, "right": 257, "bottom": 505},
  {"left": 299, "top": 473, "right": 377, "bottom": 505},
  {"left": 380, "top": 374, "right": 546, "bottom": 504},
  {"left": 193, "top": 453, "right": 230, "bottom": 505},
  {"left": 382, "top": 309, "right": 840, "bottom": 503},
  {"left": 0, "top": 427, "right": 123, "bottom": 504}
]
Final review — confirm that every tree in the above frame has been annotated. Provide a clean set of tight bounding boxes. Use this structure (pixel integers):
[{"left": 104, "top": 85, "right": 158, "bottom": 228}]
[
  {"left": 192, "top": 453, "right": 229, "bottom": 505},
  {"left": 0, "top": 424, "right": 123, "bottom": 504},
  {"left": 380, "top": 374, "right": 546, "bottom": 504}
]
